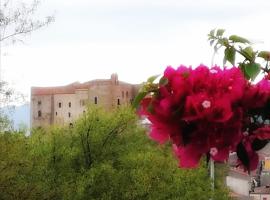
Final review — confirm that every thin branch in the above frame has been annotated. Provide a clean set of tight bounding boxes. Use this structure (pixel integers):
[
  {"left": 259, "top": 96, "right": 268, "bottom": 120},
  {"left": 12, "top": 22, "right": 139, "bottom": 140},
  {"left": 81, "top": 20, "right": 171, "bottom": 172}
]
[{"left": 0, "top": 0, "right": 54, "bottom": 43}]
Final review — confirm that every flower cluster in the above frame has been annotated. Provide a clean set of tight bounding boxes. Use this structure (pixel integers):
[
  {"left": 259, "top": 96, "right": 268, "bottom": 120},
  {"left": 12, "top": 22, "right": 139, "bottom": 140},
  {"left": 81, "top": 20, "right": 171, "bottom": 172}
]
[{"left": 139, "top": 64, "right": 270, "bottom": 171}]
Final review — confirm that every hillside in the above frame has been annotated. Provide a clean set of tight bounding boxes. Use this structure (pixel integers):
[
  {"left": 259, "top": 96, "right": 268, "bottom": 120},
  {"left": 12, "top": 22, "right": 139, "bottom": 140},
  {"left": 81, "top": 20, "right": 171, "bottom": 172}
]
[{"left": 4, "top": 103, "right": 30, "bottom": 130}]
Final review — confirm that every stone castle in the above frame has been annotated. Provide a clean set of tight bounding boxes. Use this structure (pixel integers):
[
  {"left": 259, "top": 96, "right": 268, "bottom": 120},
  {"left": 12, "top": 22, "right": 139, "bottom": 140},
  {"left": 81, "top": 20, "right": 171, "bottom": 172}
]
[{"left": 31, "top": 74, "right": 140, "bottom": 128}]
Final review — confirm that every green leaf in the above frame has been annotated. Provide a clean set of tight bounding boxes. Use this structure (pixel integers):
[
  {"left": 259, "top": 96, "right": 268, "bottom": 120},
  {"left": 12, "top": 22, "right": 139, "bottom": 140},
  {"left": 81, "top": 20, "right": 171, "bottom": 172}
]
[
  {"left": 258, "top": 51, "right": 270, "bottom": 61},
  {"left": 239, "top": 63, "right": 250, "bottom": 80},
  {"left": 244, "top": 63, "right": 261, "bottom": 80},
  {"left": 224, "top": 47, "right": 236, "bottom": 66},
  {"left": 147, "top": 74, "right": 160, "bottom": 83},
  {"left": 216, "top": 29, "right": 225, "bottom": 37},
  {"left": 218, "top": 38, "right": 226, "bottom": 45},
  {"left": 242, "top": 46, "right": 254, "bottom": 60},
  {"left": 159, "top": 77, "right": 168, "bottom": 86},
  {"left": 132, "top": 91, "right": 147, "bottom": 108},
  {"left": 209, "top": 29, "right": 215, "bottom": 36},
  {"left": 229, "top": 35, "right": 250, "bottom": 44}
]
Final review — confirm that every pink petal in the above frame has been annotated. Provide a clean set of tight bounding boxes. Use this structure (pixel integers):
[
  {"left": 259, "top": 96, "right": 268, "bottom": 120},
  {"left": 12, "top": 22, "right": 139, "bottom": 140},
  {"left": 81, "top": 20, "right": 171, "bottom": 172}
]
[
  {"left": 253, "top": 126, "right": 270, "bottom": 140},
  {"left": 211, "top": 147, "right": 229, "bottom": 162},
  {"left": 149, "top": 126, "right": 169, "bottom": 144},
  {"left": 164, "top": 66, "right": 176, "bottom": 80},
  {"left": 174, "top": 145, "right": 204, "bottom": 168}
]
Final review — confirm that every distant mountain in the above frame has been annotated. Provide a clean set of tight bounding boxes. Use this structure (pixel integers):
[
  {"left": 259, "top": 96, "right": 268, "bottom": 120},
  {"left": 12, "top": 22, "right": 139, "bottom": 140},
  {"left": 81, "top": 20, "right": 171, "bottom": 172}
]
[{"left": 4, "top": 103, "right": 30, "bottom": 130}]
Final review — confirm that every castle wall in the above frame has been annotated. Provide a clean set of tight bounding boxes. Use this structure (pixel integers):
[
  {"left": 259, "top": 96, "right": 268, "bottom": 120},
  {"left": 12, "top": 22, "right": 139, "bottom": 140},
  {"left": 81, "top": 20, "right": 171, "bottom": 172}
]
[
  {"left": 88, "top": 83, "right": 113, "bottom": 110},
  {"left": 31, "top": 95, "right": 53, "bottom": 128},
  {"left": 112, "top": 84, "right": 134, "bottom": 107},
  {"left": 53, "top": 93, "right": 76, "bottom": 125},
  {"left": 74, "top": 89, "right": 89, "bottom": 116},
  {"left": 31, "top": 75, "right": 139, "bottom": 128}
]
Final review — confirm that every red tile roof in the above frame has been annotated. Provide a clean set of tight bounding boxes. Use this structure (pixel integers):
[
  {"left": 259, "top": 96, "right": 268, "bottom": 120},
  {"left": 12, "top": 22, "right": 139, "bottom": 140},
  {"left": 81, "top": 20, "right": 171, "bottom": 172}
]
[
  {"left": 31, "top": 82, "right": 90, "bottom": 95},
  {"left": 31, "top": 75, "right": 136, "bottom": 96}
]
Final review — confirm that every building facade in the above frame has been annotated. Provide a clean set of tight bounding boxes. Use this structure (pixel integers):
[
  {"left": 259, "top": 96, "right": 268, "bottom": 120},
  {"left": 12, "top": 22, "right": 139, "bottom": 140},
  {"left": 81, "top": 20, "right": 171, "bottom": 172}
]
[{"left": 31, "top": 74, "right": 139, "bottom": 128}]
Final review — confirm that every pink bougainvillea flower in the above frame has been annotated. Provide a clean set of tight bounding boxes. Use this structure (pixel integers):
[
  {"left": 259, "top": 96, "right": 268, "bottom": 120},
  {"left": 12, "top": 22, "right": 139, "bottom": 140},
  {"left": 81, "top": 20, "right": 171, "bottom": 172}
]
[
  {"left": 183, "top": 93, "right": 210, "bottom": 121},
  {"left": 207, "top": 98, "right": 233, "bottom": 123},
  {"left": 211, "top": 147, "right": 229, "bottom": 162},
  {"left": 139, "top": 64, "right": 270, "bottom": 170},
  {"left": 173, "top": 143, "right": 208, "bottom": 168},
  {"left": 243, "top": 79, "right": 270, "bottom": 109},
  {"left": 149, "top": 125, "right": 170, "bottom": 144},
  {"left": 253, "top": 126, "right": 270, "bottom": 140}
]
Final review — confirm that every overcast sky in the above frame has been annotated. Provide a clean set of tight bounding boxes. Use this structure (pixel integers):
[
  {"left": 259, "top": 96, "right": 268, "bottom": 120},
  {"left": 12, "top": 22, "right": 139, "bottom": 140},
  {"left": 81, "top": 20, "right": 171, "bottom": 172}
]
[{"left": 2, "top": 0, "right": 270, "bottom": 101}]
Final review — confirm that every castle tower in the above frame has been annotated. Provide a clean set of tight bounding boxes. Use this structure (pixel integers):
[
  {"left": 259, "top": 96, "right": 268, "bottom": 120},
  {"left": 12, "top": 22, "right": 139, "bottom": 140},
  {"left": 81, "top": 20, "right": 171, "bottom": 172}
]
[{"left": 111, "top": 73, "right": 119, "bottom": 85}]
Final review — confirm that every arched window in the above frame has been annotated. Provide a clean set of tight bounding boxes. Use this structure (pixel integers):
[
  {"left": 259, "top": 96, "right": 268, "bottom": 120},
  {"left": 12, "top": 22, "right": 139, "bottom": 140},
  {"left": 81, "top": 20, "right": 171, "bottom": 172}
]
[
  {"left": 55, "top": 112, "right": 57, "bottom": 116},
  {"left": 80, "top": 99, "right": 86, "bottom": 106},
  {"left": 126, "top": 91, "right": 129, "bottom": 98},
  {"left": 94, "top": 97, "right": 98, "bottom": 104},
  {"left": 58, "top": 102, "right": 62, "bottom": 108},
  {"left": 38, "top": 110, "right": 42, "bottom": 117},
  {"left": 117, "top": 98, "right": 120, "bottom": 105},
  {"left": 68, "top": 112, "right": 71, "bottom": 118},
  {"left": 69, "top": 102, "right": 71, "bottom": 107}
]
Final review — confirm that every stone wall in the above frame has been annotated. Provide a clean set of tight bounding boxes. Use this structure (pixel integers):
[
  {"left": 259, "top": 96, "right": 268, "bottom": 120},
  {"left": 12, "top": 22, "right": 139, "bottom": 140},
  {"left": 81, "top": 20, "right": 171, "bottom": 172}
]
[
  {"left": 31, "top": 74, "right": 139, "bottom": 128},
  {"left": 31, "top": 95, "right": 53, "bottom": 127}
]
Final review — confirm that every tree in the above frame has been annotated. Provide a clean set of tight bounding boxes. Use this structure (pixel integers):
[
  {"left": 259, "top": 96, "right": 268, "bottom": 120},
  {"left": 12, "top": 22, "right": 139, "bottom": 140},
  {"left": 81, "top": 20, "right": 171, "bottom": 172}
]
[
  {"left": 0, "top": 0, "right": 54, "bottom": 44},
  {"left": 0, "top": 0, "right": 54, "bottom": 132},
  {"left": 0, "top": 106, "right": 231, "bottom": 199},
  {"left": 0, "top": 80, "right": 23, "bottom": 131}
]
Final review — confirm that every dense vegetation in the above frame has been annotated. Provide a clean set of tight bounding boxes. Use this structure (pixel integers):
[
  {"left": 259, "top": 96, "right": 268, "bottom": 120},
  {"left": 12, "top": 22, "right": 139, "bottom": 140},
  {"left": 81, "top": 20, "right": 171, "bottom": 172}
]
[{"left": 0, "top": 106, "right": 230, "bottom": 200}]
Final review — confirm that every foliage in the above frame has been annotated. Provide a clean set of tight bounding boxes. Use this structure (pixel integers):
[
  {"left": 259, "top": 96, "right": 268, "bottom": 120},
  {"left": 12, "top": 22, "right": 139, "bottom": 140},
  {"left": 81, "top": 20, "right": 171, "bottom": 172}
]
[
  {"left": 0, "top": 106, "right": 230, "bottom": 199},
  {"left": 208, "top": 29, "right": 270, "bottom": 80},
  {"left": 0, "top": 81, "right": 25, "bottom": 132},
  {"left": 0, "top": 132, "right": 34, "bottom": 200}
]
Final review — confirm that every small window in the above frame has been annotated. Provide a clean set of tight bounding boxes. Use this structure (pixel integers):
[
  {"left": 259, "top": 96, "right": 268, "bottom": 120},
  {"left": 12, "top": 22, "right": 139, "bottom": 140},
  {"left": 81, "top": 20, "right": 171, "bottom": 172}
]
[
  {"left": 69, "top": 102, "right": 71, "bottom": 108},
  {"left": 69, "top": 123, "right": 73, "bottom": 128},
  {"left": 55, "top": 112, "right": 57, "bottom": 116},
  {"left": 38, "top": 100, "right": 42, "bottom": 105},
  {"left": 126, "top": 91, "right": 129, "bottom": 98},
  {"left": 68, "top": 112, "right": 71, "bottom": 118},
  {"left": 122, "top": 91, "right": 124, "bottom": 98},
  {"left": 117, "top": 98, "right": 120, "bottom": 105},
  {"left": 80, "top": 99, "right": 86, "bottom": 106},
  {"left": 38, "top": 110, "right": 42, "bottom": 117},
  {"left": 58, "top": 102, "right": 62, "bottom": 108},
  {"left": 94, "top": 97, "right": 98, "bottom": 104}
]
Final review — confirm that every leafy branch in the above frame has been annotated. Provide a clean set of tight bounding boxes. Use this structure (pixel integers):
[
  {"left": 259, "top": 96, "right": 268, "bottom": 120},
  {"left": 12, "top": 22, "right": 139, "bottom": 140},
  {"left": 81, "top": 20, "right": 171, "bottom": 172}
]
[
  {"left": 132, "top": 75, "right": 168, "bottom": 109},
  {"left": 0, "top": 0, "right": 55, "bottom": 44},
  {"left": 208, "top": 29, "right": 270, "bottom": 80}
]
